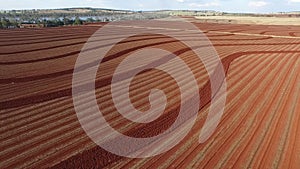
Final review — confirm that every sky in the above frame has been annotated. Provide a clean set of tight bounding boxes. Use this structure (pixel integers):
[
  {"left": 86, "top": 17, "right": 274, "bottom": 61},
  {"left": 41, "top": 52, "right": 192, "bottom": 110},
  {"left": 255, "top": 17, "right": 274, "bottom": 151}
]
[{"left": 0, "top": 0, "right": 299, "bottom": 13}]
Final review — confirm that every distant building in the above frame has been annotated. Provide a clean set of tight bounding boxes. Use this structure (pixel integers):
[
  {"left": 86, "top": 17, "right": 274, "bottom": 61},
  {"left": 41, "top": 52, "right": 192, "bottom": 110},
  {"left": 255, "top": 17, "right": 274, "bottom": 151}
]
[
  {"left": 19, "top": 23, "right": 44, "bottom": 28},
  {"left": 7, "top": 26, "right": 16, "bottom": 29}
]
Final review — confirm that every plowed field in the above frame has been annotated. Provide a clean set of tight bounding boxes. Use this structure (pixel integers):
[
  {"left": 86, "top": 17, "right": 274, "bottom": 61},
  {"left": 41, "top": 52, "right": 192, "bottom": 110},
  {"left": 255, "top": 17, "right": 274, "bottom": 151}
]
[{"left": 1, "top": 19, "right": 299, "bottom": 169}]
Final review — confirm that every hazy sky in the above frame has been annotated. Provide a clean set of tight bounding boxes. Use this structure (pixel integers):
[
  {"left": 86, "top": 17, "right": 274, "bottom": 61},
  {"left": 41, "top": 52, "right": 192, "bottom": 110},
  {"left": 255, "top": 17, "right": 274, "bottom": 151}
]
[{"left": 0, "top": 0, "right": 299, "bottom": 13}]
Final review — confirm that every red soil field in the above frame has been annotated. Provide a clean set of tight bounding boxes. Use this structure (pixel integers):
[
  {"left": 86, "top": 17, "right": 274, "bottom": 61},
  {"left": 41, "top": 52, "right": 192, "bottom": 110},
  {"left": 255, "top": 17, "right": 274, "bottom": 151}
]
[{"left": 0, "top": 19, "right": 300, "bottom": 169}]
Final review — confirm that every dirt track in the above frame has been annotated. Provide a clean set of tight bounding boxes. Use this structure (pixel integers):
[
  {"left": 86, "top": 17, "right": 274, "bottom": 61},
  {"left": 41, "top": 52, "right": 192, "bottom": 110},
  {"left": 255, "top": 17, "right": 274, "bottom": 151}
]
[{"left": 0, "top": 20, "right": 300, "bottom": 168}]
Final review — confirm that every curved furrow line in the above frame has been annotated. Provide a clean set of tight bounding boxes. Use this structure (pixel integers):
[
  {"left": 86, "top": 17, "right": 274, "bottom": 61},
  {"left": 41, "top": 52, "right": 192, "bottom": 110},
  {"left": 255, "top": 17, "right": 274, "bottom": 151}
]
[
  {"left": 0, "top": 49, "right": 213, "bottom": 153},
  {"left": 1, "top": 50, "right": 299, "bottom": 110},
  {"left": 125, "top": 53, "right": 271, "bottom": 169},
  {"left": 183, "top": 54, "right": 281, "bottom": 169},
  {"left": 287, "top": 80, "right": 300, "bottom": 169},
  {"left": 0, "top": 34, "right": 174, "bottom": 65},
  {"left": 0, "top": 106, "right": 77, "bottom": 156},
  {"left": 242, "top": 55, "right": 296, "bottom": 168},
  {"left": 182, "top": 54, "right": 286, "bottom": 169},
  {"left": 0, "top": 26, "right": 101, "bottom": 39},
  {"left": 3, "top": 57, "right": 209, "bottom": 139},
  {"left": 109, "top": 48, "right": 282, "bottom": 168},
  {"left": 0, "top": 66, "right": 167, "bottom": 121},
  {"left": 0, "top": 34, "right": 191, "bottom": 56},
  {"left": 0, "top": 36, "right": 239, "bottom": 65},
  {"left": 273, "top": 59, "right": 300, "bottom": 169},
  {"left": 0, "top": 37, "right": 298, "bottom": 78},
  {"left": 0, "top": 30, "right": 295, "bottom": 66},
  {"left": 0, "top": 40, "right": 194, "bottom": 107},
  {"left": 228, "top": 29, "right": 265, "bottom": 35},
  {"left": 206, "top": 33, "right": 235, "bottom": 37},
  {"left": 211, "top": 37, "right": 273, "bottom": 41},
  {"left": 224, "top": 56, "right": 297, "bottom": 169},
  {"left": 53, "top": 49, "right": 284, "bottom": 168},
  {"left": 0, "top": 31, "right": 219, "bottom": 63},
  {"left": 220, "top": 55, "right": 298, "bottom": 169},
  {"left": 203, "top": 29, "right": 297, "bottom": 37},
  {"left": 0, "top": 47, "right": 178, "bottom": 101},
  {"left": 0, "top": 75, "right": 74, "bottom": 101},
  {"left": 0, "top": 65, "right": 199, "bottom": 168},
  {"left": 49, "top": 37, "right": 298, "bottom": 168},
  {"left": 0, "top": 96, "right": 67, "bottom": 120},
  {"left": 0, "top": 34, "right": 268, "bottom": 58},
  {"left": 0, "top": 59, "right": 204, "bottom": 140},
  {"left": 0, "top": 29, "right": 97, "bottom": 44},
  {"left": 160, "top": 55, "right": 279, "bottom": 169},
  {"left": 163, "top": 56, "right": 270, "bottom": 168},
  {"left": 245, "top": 56, "right": 296, "bottom": 166},
  {"left": 126, "top": 49, "right": 264, "bottom": 168},
  {"left": 0, "top": 38, "right": 180, "bottom": 81},
  {"left": 2, "top": 46, "right": 201, "bottom": 117},
  {"left": 255, "top": 57, "right": 300, "bottom": 168},
  {"left": 27, "top": 90, "right": 178, "bottom": 167},
  {"left": 25, "top": 135, "right": 95, "bottom": 169},
  {"left": 0, "top": 28, "right": 98, "bottom": 40},
  {"left": 0, "top": 51, "right": 79, "bottom": 65},
  {"left": 1, "top": 23, "right": 300, "bottom": 168},
  {"left": 0, "top": 29, "right": 99, "bottom": 43},
  {"left": 199, "top": 26, "right": 245, "bottom": 32},
  {"left": 166, "top": 48, "right": 292, "bottom": 168},
  {"left": 230, "top": 29, "right": 255, "bottom": 33},
  {"left": 1, "top": 122, "right": 89, "bottom": 169},
  {"left": 148, "top": 54, "right": 274, "bottom": 169},
  {"left": 0, "top": 32, "right": 168, "bottom": 49},
  {"left": 0, "top": 29, "right": 165, "bottom": 47},
  {"left": 0, "top": 99, "right": 74, "bottom": 140},
  {"left": 214, "top": 40, "right": 300, "bottom": 46},
  {"left": 2, "top": 45, "right": 216, "bottom": 95},
  {"left": 0, "top": 35, "right": 92, "bottom": 47},
  {"left": 0, "top": 29, "right": 93, "bottom": 38},
  {"left": 78, "top": 51, "right": 240, "bottom": 131},
  {"left": 0, "top": 41, "right": 86, "bottom": 55},
  {"left": 195, "top": 24, "right": 297, "bottom": 34},
  {"left": 95, "top": 61, "right": 210, "bottom": 135},
  {"left": 47, "top": 53, "right": 241, "bottom": 168},
  {"left": 231, "top": 56, "right": 298, "bottom": 169},
  {"left": 217, "top": 55, "right": 296, "bottom": 169},
  {"left": 25, "top": 136, "right": 96, "bottom": 169}
]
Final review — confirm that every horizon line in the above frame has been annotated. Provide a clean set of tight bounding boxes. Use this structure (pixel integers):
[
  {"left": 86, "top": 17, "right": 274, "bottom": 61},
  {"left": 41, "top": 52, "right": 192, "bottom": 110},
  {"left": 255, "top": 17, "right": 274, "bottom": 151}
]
[{"left": 0, "top": 7, "right": 299, "bottom": 14}]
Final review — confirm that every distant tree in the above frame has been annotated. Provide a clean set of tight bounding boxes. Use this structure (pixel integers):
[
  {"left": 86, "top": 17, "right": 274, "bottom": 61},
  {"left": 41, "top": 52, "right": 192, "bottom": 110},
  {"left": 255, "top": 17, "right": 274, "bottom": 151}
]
[
  {"left": 44, "top": 20, "right": 56, "bottom": 27},
  {"left": 9, "top": 19, "right": 18, "bottom": 28},
  {"left": 95, "top": 16, "right": 101, "bottom": 22},
  {"left": 1, "top": 17, "right": 11, "bottom": 28},
  {"left": 86, "top": 17, "right": 95, "bottom": 23},
  {"left": 74, "top": 16, "right": 82, "bottom": 25},
  {"left": 42, "top": 19, "right": 47, "bottom": 27},
  {"left": 54, "top": 18, "right": 64, "bottom": 26},
  {"left": 0, "top": 21, "right": 2, "bottom": 28},
  {"left": 63, "top": 17, "right": 72, "bottom": 25}
]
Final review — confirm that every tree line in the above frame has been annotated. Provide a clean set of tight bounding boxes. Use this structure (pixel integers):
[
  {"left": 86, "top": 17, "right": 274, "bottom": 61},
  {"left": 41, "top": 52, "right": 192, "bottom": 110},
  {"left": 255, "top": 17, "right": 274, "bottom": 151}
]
[
  {"left": 0, "top": 9, "right": 169, "bottom": 29},
  {"left": 0, "top": 16, "right": 96, "bottom": 28}
]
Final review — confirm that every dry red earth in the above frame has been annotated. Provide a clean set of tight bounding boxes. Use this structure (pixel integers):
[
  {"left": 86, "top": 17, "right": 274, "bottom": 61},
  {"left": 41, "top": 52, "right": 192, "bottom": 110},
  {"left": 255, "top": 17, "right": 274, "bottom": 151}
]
[{"left": 0, "top": 18, "right": 300, "bottom": 169}]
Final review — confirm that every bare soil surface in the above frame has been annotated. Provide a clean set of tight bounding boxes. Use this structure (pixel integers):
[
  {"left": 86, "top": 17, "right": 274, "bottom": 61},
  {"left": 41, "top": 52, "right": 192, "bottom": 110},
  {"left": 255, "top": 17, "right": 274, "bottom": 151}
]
[{"left": 1, "top": 20, "right": 299, "bottom": 169}]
